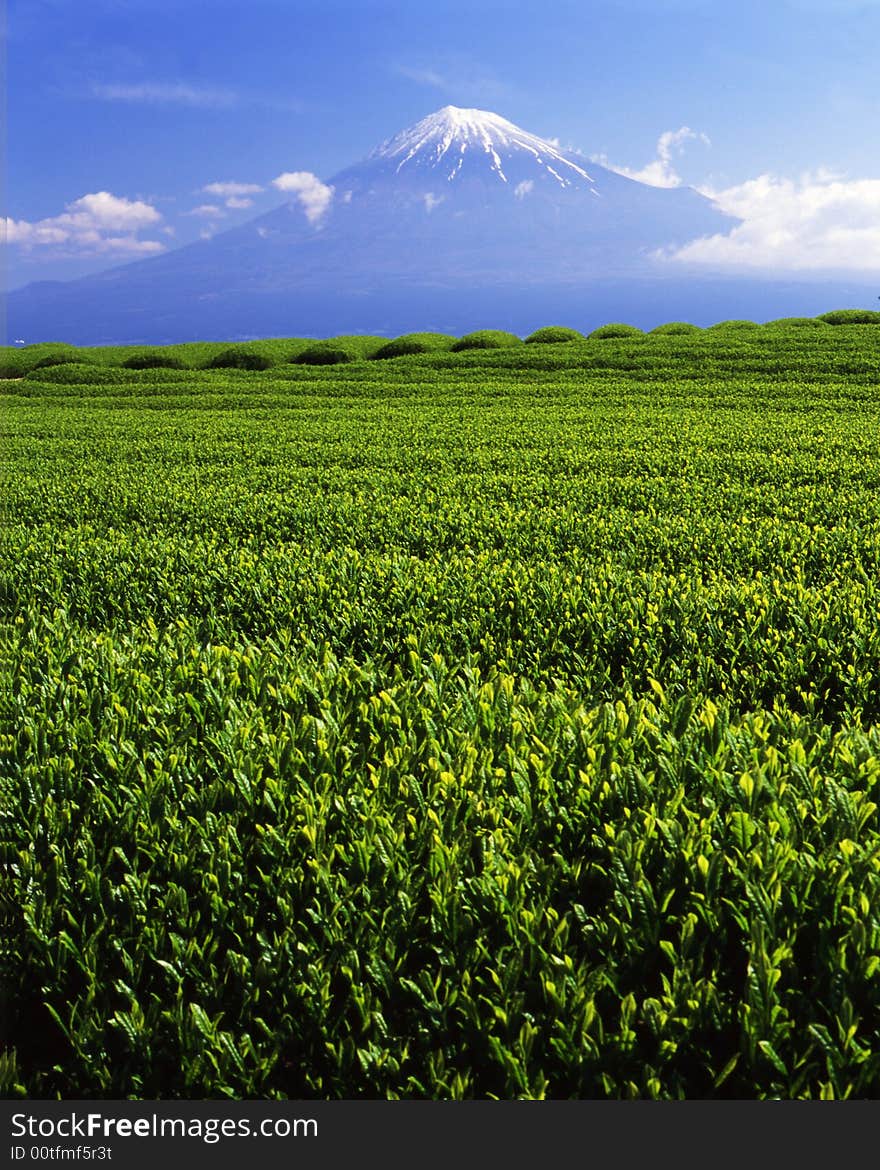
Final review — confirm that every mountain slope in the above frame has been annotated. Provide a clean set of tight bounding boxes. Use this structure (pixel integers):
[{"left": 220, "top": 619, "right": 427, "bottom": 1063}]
[{"left": 8, "top": 106, "right": 746, "bottom": 343}]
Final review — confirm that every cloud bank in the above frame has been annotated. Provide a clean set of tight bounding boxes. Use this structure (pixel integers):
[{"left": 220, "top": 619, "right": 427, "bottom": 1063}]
[
  {"left": 197, "top": 181, "right": 265, "bottom": 213},
  {"left": 272, "top": 171, "right": 334, "bottom": 225},
  {"left": 5, "top": 192, "right": 165, "bottom": 256},
  {"left": 662, "top": 170, "right": 880, "bottom": 271}
]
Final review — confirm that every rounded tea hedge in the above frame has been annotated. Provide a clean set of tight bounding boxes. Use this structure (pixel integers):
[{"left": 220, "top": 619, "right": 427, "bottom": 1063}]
[
  {"left": 764, "top": 317, "right": 828, "bottom": 329},
  {"left": 33, "top": 353, "right": 89, "bottom": 370},
  {"left": 450, "top": 330, "right": 522, "bottom": 352},
  {"left": 294, "top": 342, "right": 361, "bottom": 366},
  {"left": 372, "top": 333, "right": 457, "bottom": 359},
  {"left": 524, "top": 326, "right": 586, "bottom": 345},
  {"left": 649, "top": 322, "right": 702, "bottom": 336},
  {"left": 206, "top": 347, "right": 275, "bottom": 371},
  {"left": 123, "top": 351, "right": 186, "bottom": 370},
  {"left": 818, "top": 309, "right": 880, "bottom": 326},
  {"left": 588, "top": 323, "right": 644, "bottom": 340}
]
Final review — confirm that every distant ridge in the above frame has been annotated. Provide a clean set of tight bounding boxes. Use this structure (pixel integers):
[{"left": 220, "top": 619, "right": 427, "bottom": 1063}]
[{"left": 7, "top": 106, "right": 872, "bottom": 344}]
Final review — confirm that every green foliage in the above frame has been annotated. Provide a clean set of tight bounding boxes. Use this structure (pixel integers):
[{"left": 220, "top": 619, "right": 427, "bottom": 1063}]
[
  {"left": 323, "top": 335, "right": 388, "bottom": 358},
  {"left": 19, "top": 342, "right": 79, "bottom": 357},
  {"left": 765, "top": 317, "right": 828, "bottom": 329},
  {"left": 123, "top": 352, "right": 186, "bottom": 370},
  {"left": 0, "top": 358, "right": 26, "bottom": 379},
  {"left": 206, "top": 347, "right": 276, "bottom": 371},
  {"left": 588, "top": 323, "right": 644, "bottom": 340},
  {"left": 708, "top": 320, "right": 761, "bottom": 330},
  {"left": 450, "top": 330, "right": 522, "bottom": 351},
  {"left": 372, "top": 333, "right": 457, "bottom": 359},
  {"left": 10, "top": 318, "right": 880, "bottom": 1099},
  {"left": 649, "top": 322, "right": 702, "bottom": 336},
  {"left": 294, "top": 342, "right": 361, "bottom": 365},
  {"left": 818, "top": 309, "right": 880, "bottom": 326},
  {"left": 524, "top": 326, "right": 586, "bottom": 344},
  {"left": 22, "top": 362, "right": 111, "bottom": 385},
  {"left": 33, "top": 353, "right": 88, "bottom": 370}
]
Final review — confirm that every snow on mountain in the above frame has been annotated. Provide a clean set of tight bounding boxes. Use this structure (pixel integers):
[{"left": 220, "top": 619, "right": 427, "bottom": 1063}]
[{"left": 369, "top": 106, "right": 597, "bottom": 189}]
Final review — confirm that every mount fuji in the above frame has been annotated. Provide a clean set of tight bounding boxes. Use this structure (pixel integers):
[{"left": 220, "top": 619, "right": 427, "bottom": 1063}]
[{"left": 5, "top": 107, "right": 856, "bottom": 344}]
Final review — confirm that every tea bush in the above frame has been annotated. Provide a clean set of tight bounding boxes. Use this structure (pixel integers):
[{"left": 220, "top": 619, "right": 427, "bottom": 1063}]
[
  {"left": 588, "top": 323, "right": 644, "bottom": 340},
  {"left": 9, "top": 320, "right": 880, "bottom": 1099},
  {"left": 295, "top": 342, "right": 361, "bottom": 365},
  {"left": 450, "top": 330, "right": 522, "bottom": 351},
  {"left": 123, "top": 352, "right": 186, "bottom": 370},
  {"left": 524, "top": 326, "right": 585, "bottom": 344},
  {"left": 765, "top": 317, "right": 827, "bottom": 329},
  {"left": 372, "top": 333, "right": 456, "bottom": 359},
  {"left": 206, "top": 347, "right": 276, "bottom": 371},
  {"left": 819, "top": 309, "right": 880, "bottom": 326},
  {"left": 649, "top": 322, "right": 702, "bottom": 336}
]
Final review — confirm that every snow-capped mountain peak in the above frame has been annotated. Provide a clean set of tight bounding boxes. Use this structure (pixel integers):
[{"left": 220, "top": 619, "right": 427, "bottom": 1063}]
[
  {"left": 9, "top": 104, "right": 743, "bottom": 344},
  {"left": 369, "top": 105, "right": 595, "bottom": 187}
]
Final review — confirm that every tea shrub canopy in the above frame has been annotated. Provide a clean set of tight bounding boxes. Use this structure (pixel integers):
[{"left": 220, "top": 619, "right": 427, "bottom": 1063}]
[
  {"left": 9, "top": 319, "right": 880, "bottom": 1100},
  {"left": 206, "top": 346, "right": 276, "bottom": 370},
  {"left": 23, "top": 361, "right": 113, "bottom": 384},
  {"left": 0, "top": 358, "right": 26, "bottom": 379},
  {"left": 450, "top": 329, "right": 522, "bottom": 351},
  {"left": 123, "top": 351, "right": 186, "bottom": 369},
  {"left": 819, "top": 309, "right": 880, "bottom": 325},
  {"left": 707, "top": 319, "right": 760, "bottom": 331},
  {"left": 372, "top": 333, "right": 457, "bottom": 359},
  {"left": 32, "top": 353, "right": 88, "bottom": 369},
  {"left": 649, "top": 322, "right": 702, "bottom": 336},
  {"left": 294, "top": 341, "right": 362, "bottom": 365},
  {"left": 587, "top": 323, "right": 644, "bottom": 339},
  {"left": 765, "top": 317, "right": 828, "bottom": 329},
  {"left": 524, "top": 326, "right": 586, "bottom": 344}
]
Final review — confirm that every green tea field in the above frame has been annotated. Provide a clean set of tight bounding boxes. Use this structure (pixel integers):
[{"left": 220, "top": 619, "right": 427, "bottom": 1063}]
[{"left": 5, "top": 313, "right": 880, "bottom": 1098}]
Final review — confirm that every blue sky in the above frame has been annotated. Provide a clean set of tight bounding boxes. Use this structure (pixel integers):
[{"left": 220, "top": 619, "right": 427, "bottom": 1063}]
[{"left": 5, "top": 0, "right": 880, "bottom": 288}]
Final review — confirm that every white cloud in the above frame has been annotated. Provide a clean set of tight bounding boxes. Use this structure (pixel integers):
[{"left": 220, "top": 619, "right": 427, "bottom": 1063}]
[
  {"left": 61, "top": 191, "right": 162, "bottom": 231},
  {"left": 3, "top": 191, "right": 165, "bottom": 256},
  {"left": 595, "top": 126, "right": 711, "bottom": 188},
  {"left": 92, "top": 82, "right": 239, "bottom": 109},
  {"left": 199, "top": 182, "right": 264, "bottom": 211},
  {"left": 272, "top": 171, "right": 334, "bottom": 225},
  {"left": 661, "top": 170, "right": 880, "bottom": 272},
  {"left": 201, "top": 181, "right": 264, "bottom": 198},
  {"left": 6, "top": 220, "right": 70, "bottom": 246},
  {"left": 423, "top": 193, "right": 444, "bottom": 212},
  {"left": 184, "top": 203, "right": 225, "bottom": 218},
  {"left": 514, "top": 179, "right": 534, "bottom": 199}
]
